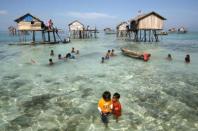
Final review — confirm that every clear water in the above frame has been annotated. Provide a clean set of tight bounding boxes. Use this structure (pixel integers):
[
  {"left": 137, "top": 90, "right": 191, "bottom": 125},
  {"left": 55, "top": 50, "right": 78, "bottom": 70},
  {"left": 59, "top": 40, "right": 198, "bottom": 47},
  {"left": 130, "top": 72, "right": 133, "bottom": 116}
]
[{"left": 0, "top": 31, "right": 198, "bottom": 131}]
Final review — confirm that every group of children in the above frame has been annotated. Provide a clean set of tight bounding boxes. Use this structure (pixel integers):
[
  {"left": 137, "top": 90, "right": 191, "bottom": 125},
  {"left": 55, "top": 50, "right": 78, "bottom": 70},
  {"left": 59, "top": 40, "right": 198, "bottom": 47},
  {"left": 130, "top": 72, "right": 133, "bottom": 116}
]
[
  {"left": 98, "top": 91, "right": 122, "bottom": 128},
  {"left": 49, "top": 47, "right": 79, "bottom": 65},
  {"left": 101, "top": 49, "right": 116, "bottom": 63},
  {"left": 166, "top": 54, "right": 191, "bottom": 63}
]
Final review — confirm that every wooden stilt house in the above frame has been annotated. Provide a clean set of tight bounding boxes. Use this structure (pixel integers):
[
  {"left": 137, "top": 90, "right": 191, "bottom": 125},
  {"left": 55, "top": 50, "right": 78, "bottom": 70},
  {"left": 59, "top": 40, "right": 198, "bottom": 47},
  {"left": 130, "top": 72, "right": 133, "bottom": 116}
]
[
  {"left": 68, "top": 20, "right": 97, "bottom": 39},
  {"left": 116, "top": 22, "right": 128, "bottom": 38},
  {"left": 129, "top": 11, "right": 166, "bottom": 42},
  {"left": 14, "top": 13, "right": 59, "bottom": 44}
]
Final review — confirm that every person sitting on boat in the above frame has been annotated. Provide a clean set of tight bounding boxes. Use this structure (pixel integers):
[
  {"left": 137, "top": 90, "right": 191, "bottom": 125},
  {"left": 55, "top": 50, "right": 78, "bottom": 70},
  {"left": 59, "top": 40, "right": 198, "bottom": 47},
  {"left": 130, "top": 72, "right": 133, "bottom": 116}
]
[
  {"left": 105, "top": 50, "right": 111, "bottom": 59},
  {"left": 185, "top": 54, "right": 190, "bottom": 63},
  {"left": 166, "top": 54, "right": 172, "bottom": 61},
  {"left": 142, "top": 53, "right": 151, "bottom": 62},
  {"left": 49, "top": 58, "right": 53, "bottom": 65}
]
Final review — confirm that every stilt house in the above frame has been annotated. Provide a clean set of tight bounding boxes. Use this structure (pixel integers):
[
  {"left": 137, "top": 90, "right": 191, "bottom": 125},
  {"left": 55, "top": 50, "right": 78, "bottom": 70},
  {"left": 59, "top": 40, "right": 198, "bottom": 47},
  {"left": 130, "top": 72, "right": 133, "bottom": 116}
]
[
  {"left": 129, "top": 11, "right": 166, "bottom": 42},
  {"left": 68, "top": 20, "right": 97, "bottom": 39},
  {"left": 14, "top": 13, "right": 59, "bottom": 44},
  {"left": 116, "top": 22, "right": 129, "bottom": 37}
]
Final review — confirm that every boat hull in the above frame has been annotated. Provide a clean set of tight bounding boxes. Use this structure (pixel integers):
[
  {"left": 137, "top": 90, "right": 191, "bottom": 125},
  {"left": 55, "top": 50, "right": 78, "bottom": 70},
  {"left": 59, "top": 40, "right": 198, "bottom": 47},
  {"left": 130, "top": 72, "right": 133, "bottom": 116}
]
[{"left": 121, "top": 48, "right": 144, "bottom": 60}]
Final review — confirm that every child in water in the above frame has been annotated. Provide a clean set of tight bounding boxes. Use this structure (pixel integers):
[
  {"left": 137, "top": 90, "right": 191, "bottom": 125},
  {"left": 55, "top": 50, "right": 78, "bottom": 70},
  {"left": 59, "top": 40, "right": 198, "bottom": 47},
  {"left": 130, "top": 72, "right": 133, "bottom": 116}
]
[
  {"left": 98, "top": 91, "right": 112, "bottom": 128},
  {"left": 166, "top": 54, "right": 172, "bottom": 61},
  {"left": 50, "top": 50, "right": 54, "bottom": 56},
  {"left": 58, "top": 54, "right": 62, "bottom": 59},
  {"left": 185, "top": 54, "right": 190, "bottom": 63},
  {"left": 105, "top": 50, "right": 111, "bottom": 59},
  {"left": 49, "top": 58, "right": 53, "bottom": 65},
  {"left": 112, "top": 93, "right": 122, "bottom": 122},
  {"left": 110, "top": 49, "right": 116, "bottom": 56}
]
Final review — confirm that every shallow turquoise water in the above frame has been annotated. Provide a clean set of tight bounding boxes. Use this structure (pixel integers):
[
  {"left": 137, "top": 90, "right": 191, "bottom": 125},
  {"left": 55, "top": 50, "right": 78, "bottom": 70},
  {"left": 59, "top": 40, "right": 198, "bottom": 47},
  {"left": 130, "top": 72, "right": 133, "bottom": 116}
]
[{"left": 0, "top": 32, "right": 198, "bottom": 131}]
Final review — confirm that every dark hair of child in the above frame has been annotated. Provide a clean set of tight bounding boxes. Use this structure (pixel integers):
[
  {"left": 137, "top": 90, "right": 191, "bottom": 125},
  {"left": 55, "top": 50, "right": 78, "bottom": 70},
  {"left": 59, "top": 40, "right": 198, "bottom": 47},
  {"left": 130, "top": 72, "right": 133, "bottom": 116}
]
[
  {"left": 113, "top": 93, "right": 120, "bottom": 99},
  {"left": 102, "top": 91, "right": 111, "bottom": 101}
]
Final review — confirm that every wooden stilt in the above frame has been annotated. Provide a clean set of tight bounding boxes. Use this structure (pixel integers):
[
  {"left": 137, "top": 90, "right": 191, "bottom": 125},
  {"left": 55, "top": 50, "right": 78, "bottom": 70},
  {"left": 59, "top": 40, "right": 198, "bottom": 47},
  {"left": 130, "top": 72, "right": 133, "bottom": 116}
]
[
  {"left": 32, "top": 31, "right": 35, "bottom": 43},
  {"left": 140, "top": 30, "right": 142, "bottom": 41},
  {"left": 47, "top": 31, "right": 50, "bottom": 42},
  {"left": 149, "top": 30, "right": 151, "bottom": 42},
  {"left": 42, "top": 31, "right": 45, "bottom": 42},
  {"left": 94, "top": 28, "right": 96, "bottom": 38},
  {"left": 53, "top": 30, "right": 56, "bottom": 42}
]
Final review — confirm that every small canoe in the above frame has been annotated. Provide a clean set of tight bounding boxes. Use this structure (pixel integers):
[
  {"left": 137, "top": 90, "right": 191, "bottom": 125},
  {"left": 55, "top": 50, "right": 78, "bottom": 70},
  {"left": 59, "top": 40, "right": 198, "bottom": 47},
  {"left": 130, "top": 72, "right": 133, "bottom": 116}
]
[{"left": 121, "top": 48, "right": 144, "bottom": 60}]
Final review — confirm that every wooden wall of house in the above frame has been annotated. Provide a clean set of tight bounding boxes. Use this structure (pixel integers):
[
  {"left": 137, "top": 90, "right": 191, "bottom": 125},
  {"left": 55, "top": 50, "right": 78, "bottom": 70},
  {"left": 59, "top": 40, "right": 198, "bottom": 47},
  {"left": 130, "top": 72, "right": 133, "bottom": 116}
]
[
  {"left": 17, "top": 21, "right": 42, "bottom": 30},
  {"left": 138, "top": 14, "right": 164, "bottom": 30},
  {"left": 69, "top": 22, "right": 84, "bottom": 31},
  {"left": 117, "top": 23, "right": 128, "bottom": 31}
]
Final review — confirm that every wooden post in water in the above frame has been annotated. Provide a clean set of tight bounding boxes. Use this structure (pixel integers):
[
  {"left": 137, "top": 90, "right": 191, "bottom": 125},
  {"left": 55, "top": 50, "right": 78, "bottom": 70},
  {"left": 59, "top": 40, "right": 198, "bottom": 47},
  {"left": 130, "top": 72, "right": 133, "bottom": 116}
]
[
  {"left": 32, "top": 31, "right": 35, "bottom": 43},
  {"left": 94, "top": 28, "right": 97, "bottom": 38},
  {"left": 47, "top": 31, "right": 50, "bottom": 42},
  {"left": 143, "top": 30, "right": 146, "bottom": 42},
  {"left": 140, "top": 30, "right": 142, "bottom": 41},
  {"left": 42, "top": 30, "right": 45, "bottom": 42},
  {"left": 149, "top": 30, "right": 151, "bottom": 42},
  {"left": 53, "top": 30, "right": 56, "bottom": 42}
]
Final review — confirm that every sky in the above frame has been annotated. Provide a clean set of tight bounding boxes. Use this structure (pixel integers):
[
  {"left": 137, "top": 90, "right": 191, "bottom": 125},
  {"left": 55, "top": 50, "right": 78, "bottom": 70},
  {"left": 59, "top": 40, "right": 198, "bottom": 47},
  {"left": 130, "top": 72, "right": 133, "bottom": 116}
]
[{"left": 0, "top": 0, "right": 198, "bottom": 31}]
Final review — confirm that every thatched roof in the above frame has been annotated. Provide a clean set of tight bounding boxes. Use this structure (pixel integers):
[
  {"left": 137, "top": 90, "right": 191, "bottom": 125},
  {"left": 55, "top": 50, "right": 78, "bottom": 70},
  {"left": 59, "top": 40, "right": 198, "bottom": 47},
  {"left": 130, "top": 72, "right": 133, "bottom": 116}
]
[
  {"left": 68, "top": 20, "right": 84, "bottom": 27},
  {"left": 14, "top": 13, "right": 43, "bottom": 23},
  {"left": 130, "top": 11, "right": 166, "bottom": 22}
]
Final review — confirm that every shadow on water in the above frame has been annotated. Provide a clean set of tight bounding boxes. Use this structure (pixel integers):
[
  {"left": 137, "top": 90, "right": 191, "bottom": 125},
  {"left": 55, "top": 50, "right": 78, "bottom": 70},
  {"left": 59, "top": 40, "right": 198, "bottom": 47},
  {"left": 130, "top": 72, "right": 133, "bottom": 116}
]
[
  {"left": 20, "top": 94, "right": 56, "bottom": 116},
  {"left": 0, "top": 78, "right": 28, "bottom": 101},
  {"left": 3, "top": 94, "right": 56, "bottom": 130},
  {"left": 0, "top": 51, "right": 21, "bottom": 60},
  {"left": 2, "top": 74, "right": 19, "bottom": 81},
  {"left": 81, "top": 88, "right": 93, "bottom": 98}
]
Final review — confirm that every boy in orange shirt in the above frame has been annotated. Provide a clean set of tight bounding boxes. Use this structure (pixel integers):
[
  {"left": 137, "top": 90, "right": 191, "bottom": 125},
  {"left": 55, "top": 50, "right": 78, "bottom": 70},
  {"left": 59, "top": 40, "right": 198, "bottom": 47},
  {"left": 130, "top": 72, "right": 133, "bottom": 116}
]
[
  {"left": 112, "top": 93, "right": 122, "bottom": 122},
  {"left": 98, "top": 91, "right": 112, "bottom": 127}
]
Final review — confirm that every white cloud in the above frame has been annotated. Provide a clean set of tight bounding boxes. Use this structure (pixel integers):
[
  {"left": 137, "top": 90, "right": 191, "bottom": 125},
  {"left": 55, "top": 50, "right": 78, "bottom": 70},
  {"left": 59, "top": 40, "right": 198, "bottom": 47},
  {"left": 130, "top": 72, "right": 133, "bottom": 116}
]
[
  {"left": 0, "top": 10, "right": 7, "bottom": 15},
  {"left": 66, "top": 12, "right": 116, "bottom": 19}
]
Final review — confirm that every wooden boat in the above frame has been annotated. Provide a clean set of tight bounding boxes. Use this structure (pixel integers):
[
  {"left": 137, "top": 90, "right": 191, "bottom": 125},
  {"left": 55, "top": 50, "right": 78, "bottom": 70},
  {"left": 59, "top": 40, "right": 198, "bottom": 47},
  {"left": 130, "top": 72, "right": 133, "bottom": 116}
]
[
  {"left": 62, "top": 37, "right": 70, "bottom": 44},
  {"left": 177, "top": 27, "right": 187, "bottom": 34},
  {"left": 121, "top": 48, "right": 144, "bottom": 59},
  {"left": 104, "top": 28, "right": 116, "bottom": 34}
]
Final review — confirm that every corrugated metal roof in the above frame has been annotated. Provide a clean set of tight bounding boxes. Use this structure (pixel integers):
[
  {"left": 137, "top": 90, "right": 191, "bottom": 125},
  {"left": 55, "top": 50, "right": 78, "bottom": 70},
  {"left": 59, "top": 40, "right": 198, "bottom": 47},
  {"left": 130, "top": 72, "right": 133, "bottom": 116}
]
[{"left": 14, "top": 13, "right": 43, "bottom": 23}]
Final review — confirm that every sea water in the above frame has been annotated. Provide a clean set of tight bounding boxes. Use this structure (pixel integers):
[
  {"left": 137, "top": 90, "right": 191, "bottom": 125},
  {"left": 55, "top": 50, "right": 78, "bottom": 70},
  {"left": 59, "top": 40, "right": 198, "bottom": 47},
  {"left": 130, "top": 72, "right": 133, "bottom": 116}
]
[{"left": 0, "top": 31, "right": 198, "bottom": 131}]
